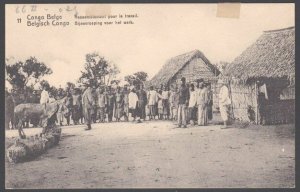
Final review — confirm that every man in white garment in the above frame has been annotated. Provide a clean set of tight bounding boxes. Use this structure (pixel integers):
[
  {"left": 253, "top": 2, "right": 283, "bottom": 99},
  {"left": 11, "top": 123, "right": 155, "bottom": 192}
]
[
  {"left": 196, "top": 79, "right": 209, "bottom": 126},
  {"left": 218, "top": 79, "right": 231, "bottom": 129},
  {"left": 40, "top": 84, "right": 50, "bottom": 107},
  {"left": 188, "top": 83, "right": 197, "bottom": 125},
  {"left": 128, "top": 86, "right": 139, "bottom": 122},
  {"left": 147, "top": 86, "right": 158, "bottom": 120},
  {"left": 48, "top": 92, "right": 56, "bottom": 103}
]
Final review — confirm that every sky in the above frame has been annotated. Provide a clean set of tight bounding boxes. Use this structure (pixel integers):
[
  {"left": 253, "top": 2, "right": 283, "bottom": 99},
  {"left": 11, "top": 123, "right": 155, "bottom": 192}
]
[{"left": 5, "top": 3, "right": 294, "bottom": 88}]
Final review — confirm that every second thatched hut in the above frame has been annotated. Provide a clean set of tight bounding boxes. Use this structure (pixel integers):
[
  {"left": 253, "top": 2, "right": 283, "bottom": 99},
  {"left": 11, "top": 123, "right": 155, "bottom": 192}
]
[
  {"left": 148, "top": 49, "right": 220, "bottom": 87},
  {"left": 147, "top": 49, "right": 220, "bottom": 110},
  {"left": 223, "top": 26, "right": 295, "bottom": 125}
]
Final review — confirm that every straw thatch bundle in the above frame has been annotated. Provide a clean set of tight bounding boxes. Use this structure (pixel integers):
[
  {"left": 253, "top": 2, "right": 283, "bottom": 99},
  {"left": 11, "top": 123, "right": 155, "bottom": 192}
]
[
  {"left": 6, "top": 127, "right": 62, "bottom": 163},
  {"left": 224, "top": 26, "right": 295, "bottom": 84},
  {"left": 147, "top": 50, "right": 220, "bottom": 87}
]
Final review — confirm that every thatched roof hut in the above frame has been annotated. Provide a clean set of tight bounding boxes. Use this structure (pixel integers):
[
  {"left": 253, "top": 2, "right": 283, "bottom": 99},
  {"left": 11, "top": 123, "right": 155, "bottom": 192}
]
[
  {"left": 224, "top": 26, "right": 295, "bottom": 84},
  {"left": 147, "top": 49, "right": 220, "bottom": 87},
  {"left": 224, "top": 26, "right": 295, "bottom": 125}
]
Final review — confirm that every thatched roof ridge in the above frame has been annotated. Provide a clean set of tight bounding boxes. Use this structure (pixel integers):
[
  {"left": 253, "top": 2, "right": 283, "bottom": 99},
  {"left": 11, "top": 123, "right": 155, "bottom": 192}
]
[
  {"left": 263, "top": 26, "right": 295, "bottom": 33},
  {"left": 148, "top": 49, "right": 219, "bottom": 86},
  {"left": 224, "top": 26, "right": 295, "bottom": 83}
]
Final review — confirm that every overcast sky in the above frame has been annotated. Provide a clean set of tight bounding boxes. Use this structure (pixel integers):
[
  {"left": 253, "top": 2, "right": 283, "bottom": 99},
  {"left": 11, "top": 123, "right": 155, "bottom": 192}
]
[{"left": 6, "top": 3, "right": 294, "bottom": 88}]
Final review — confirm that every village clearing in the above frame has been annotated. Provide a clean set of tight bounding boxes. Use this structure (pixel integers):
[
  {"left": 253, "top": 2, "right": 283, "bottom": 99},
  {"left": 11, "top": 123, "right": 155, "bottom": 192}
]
[{"left": 5, "top": 116, "right": 295, "bottom": 188}]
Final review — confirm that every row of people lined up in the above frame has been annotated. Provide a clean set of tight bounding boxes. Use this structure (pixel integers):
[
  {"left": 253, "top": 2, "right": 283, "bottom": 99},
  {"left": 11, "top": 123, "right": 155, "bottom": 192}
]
[{"left": 78, "top": 77, "right": 231, "bottom": 130}]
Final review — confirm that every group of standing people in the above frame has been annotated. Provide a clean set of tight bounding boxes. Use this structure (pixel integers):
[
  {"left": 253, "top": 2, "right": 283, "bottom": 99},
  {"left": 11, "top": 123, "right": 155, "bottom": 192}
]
[
  {"left": 168, "top": 77, "right": 214, "bottom": 128},
  {"left": 174, "top": 77, "right": 231, "bottom": 128},
  {"left": 38, "top": 84, "right": 84, "bottom": 127},
  {"left": 81, "top": 77, "right": 231, "bottom": 130},
  {"left": 5, "top": 76, "right": 231, "bottom": 131},
  {"left": 146, "top": 78, "right": 211, "bottom": 125},
  {"left": 81, "top": 82, "right": 148, "bottom": 130},
  {"left": 145, "top": 77, "right": 214, "bottom": 128}
]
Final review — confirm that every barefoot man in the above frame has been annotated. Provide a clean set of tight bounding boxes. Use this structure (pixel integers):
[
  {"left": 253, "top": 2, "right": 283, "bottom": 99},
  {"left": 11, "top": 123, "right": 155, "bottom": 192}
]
[
  {"left": 82, "top": 82, "right": 96, "bottom": 130},
  {"left": 218, "top": 79, "right": 231, "bottom": 129}
]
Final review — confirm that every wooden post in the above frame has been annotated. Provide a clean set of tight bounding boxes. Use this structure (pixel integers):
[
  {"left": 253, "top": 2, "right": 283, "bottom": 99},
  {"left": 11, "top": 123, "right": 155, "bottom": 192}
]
[
  {"left": 254, "top": 81, "right": 259, "bottom": 124},
  {"left": 228, "top": 80, "right": 235, "bottom": 120}
]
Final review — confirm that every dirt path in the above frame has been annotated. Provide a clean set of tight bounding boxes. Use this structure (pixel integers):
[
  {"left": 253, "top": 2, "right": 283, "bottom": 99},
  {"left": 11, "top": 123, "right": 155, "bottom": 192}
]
[{"left": 5, "top": 121, "right": 295, "bottom": 188}]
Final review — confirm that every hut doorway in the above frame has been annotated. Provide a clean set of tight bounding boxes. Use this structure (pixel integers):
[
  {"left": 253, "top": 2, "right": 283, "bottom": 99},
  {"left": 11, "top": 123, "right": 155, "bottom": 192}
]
[{"left": 228, "top": 79, "right": 295, "bottom": 125}]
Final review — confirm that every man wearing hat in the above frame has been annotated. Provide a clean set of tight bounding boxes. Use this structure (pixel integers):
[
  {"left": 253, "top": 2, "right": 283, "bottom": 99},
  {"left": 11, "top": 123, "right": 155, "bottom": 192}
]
[
  {"left": 218, "top": 78, "right": 231, "bottom": 129},
  {"left": 177, "top": 77, "right": 189, "bottom": 128},
  {"left": 82, "top": 81, "right": 96, "bottom": 130}
]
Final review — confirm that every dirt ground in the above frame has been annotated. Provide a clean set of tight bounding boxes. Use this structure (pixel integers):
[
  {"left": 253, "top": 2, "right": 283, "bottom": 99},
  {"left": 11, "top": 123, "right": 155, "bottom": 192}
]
[{"left": 5, "top": 117, "right": 295, "bottom": 189}]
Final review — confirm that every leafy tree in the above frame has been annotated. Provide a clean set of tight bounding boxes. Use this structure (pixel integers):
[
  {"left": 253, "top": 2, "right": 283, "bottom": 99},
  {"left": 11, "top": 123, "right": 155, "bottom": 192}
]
[
  {"left": 39, "top": 80, "right": 59, "bottom": 98},
  {"left": 124, "top": 71, "right": 148, "bottom": 86},
  {"left": 79, "top": 52, "right": 120, "bottom": 87},
  {"left": 48, "top": 86, "right": 58, "bottom": 98},
  {"left": 66, "top": 82, "right": 75, "bottom": 90},
  {"left": 39, "top": 79, "right": 50, "bottom": 89},
  {"left": 6, "top": 57, "right": 52, "bottom": 91},
  {"left": 106, "top": 63, "right": 120, "bottom": 86},
  {"left": 6, "top": 61, "right": 26, "bottom": 90},
  {"left": 134, "top": 71, "right": 148, "bottom": 82},
  {"left": 124, "top": 75, "right": 136, "bottom": 86},
  {"left": 215, "top": 61, "right": 230, "bottom": 73}
]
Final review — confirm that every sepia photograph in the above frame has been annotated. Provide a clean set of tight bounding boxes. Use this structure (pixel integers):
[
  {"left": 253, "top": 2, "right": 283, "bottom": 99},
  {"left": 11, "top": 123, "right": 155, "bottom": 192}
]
[{"left": 5, "top": 3, "right": 295, "bottom": 189}]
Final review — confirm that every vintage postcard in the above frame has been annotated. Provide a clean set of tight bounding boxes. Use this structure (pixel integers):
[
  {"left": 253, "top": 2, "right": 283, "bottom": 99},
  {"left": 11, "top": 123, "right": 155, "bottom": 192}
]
[{"left": 5, "top": 3, "right": 295, "bottom": 189}]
